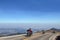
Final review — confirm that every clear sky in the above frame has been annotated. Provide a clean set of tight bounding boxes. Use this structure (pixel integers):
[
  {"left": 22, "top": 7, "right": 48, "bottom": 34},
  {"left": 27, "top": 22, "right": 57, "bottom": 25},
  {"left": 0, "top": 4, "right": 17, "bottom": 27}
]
[{"left": 0, "top": 0, "right": 60, "bottom": 23}]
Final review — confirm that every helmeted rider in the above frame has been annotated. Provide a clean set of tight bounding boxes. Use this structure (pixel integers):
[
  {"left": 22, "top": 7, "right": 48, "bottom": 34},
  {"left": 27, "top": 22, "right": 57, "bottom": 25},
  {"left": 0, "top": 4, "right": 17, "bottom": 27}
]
[{"left": 27, "top": 28, "right": 32, "bottom": 36}]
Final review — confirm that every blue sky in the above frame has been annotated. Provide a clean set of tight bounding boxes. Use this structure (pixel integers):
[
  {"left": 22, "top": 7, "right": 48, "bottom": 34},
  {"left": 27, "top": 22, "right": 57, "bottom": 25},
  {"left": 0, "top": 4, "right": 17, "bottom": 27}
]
[{"left": 0, "top": 0, "right": 60, "bottom": 23}]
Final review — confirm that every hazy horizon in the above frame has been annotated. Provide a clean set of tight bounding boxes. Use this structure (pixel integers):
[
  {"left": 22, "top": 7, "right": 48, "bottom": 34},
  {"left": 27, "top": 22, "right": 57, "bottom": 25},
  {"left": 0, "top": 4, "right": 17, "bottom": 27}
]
[{"left": 0, "top": 23, "right": 60, "bottom": 29}]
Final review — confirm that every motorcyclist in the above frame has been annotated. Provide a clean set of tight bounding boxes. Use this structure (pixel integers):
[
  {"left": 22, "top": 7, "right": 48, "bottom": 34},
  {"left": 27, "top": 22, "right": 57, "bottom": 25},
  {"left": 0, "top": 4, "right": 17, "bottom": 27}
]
[{"left": 27, "top": 28, "right": 32, "bottom": 36}]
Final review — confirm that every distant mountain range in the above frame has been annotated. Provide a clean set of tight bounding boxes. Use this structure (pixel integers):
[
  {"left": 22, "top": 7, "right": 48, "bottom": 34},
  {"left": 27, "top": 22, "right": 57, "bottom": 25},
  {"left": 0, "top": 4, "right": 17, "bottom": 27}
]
[{"left": 50, "top": 28, "right": 60, "bottom": 32}]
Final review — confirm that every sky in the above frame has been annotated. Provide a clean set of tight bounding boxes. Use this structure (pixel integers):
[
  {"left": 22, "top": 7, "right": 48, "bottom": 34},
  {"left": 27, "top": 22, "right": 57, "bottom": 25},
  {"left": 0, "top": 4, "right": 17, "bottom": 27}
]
[{"left": 0, "top": 0, "right": 60, "bottom": 24}]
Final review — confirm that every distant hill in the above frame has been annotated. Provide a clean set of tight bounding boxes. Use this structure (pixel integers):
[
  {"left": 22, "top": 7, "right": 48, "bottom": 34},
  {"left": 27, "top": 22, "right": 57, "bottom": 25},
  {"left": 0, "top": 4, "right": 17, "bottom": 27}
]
[{"left": 50, "top": 28, "right": 60, "bottom": 32}]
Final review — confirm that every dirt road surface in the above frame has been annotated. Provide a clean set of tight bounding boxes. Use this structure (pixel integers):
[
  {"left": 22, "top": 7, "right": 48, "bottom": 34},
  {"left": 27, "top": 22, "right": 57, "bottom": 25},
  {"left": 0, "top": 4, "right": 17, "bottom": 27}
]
[{"left": 0, "top": 33, "right": 60, "bottom": 40}]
